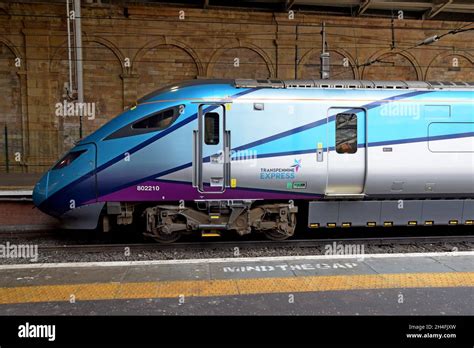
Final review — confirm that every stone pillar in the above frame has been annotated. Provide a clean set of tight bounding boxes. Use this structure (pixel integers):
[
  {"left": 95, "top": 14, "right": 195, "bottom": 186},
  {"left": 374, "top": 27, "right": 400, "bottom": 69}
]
[
  {"left": 22, "top": 26, "right": 57, "bottom": 172},
  {"left": 16, "top": 70, "right": 28, "bottom": 173},
  {"left": 121, "top": 73, "right": 139, "bottom": 109},
  {"left": 275, "top": 16, "right": 298, "bottom": 80}
]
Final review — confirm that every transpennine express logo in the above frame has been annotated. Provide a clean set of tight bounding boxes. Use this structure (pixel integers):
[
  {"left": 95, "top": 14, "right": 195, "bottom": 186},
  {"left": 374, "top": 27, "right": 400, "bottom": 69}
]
[
  {"left": 260, "top": 159, "right": 302, "bottom": 180},
  {"left": 291, "top": 159, "right": 302, "bottom": 172}
]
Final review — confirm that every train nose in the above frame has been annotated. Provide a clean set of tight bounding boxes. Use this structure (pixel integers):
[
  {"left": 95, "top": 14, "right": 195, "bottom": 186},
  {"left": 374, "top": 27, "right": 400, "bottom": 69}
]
[{"left": 33, "top": 171, "right": 49, "bottom": 208}]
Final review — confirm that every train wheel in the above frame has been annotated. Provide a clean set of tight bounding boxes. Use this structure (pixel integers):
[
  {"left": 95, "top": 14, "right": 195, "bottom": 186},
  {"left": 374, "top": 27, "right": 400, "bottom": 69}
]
[
  {"left": 149, "top": 229, "right": 182, "bottom": 243},
  {"left": 264, "top": 229, "right": 291, "bottom": 241}
]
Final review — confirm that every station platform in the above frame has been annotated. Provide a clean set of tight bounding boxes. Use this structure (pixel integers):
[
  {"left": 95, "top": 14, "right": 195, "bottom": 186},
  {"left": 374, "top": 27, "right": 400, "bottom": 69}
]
[{"left": 0, "top": 251, "right": 472, "bottom": 315}]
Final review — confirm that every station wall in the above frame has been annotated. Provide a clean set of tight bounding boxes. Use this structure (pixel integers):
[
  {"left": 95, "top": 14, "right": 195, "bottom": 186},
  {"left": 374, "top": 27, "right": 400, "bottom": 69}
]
[{"left": 0, "top": 2, "right": 473, "bottom": 172}]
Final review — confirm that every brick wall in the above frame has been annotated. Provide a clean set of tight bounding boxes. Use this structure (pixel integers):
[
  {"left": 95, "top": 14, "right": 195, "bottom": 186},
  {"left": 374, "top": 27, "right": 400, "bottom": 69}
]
[
  {"left": 0, "top": 202, "right": 58, "bottom": 229},
  {"left": 0, "top": 2, "right": 472, "bottom": 173}
]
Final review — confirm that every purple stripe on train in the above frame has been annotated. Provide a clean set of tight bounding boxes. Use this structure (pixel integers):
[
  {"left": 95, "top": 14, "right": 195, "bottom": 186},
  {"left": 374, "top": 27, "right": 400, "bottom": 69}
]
[{"left": 94, "top": 180, "right": 322, "bottom": 202}]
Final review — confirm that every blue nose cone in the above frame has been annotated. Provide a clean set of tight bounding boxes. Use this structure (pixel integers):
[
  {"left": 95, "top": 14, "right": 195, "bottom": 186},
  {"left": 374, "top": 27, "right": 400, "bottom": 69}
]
[{"left": 33, "top": 171, "right": 49, "bottom": 208}]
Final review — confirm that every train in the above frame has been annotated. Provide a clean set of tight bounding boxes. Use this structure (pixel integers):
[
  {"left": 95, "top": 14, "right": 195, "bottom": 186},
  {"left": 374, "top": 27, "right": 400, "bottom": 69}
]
[{"left": 33, "top": 79, "right": 474, "bottom": 242}]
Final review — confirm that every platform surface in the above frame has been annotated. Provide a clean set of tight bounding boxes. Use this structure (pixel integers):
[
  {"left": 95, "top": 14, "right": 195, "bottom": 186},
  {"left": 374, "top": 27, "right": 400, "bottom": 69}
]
[{"left": 0, "top": 252, "right": 473, "bottom": 315}]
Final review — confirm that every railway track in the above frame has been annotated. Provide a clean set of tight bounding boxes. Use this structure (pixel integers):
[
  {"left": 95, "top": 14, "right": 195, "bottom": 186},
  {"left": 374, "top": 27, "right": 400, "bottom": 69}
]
[{"left": 35, "top": 234, "right": 474, "bottom": 253}]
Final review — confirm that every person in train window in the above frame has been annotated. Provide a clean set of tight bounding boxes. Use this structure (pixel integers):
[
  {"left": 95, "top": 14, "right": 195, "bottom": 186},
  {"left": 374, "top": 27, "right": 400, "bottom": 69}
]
[
  {"left": 336, "top": 141, "right": 357, "bottom": 154},
  {"left": 336, "top": 113, "right": 357, "bottom": 154}
]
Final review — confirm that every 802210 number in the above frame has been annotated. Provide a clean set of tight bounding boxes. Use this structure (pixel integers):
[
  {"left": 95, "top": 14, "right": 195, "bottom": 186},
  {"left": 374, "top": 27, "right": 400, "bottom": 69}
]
[{"left": 136, "top": 185, "right": 160, "bottom": 192}]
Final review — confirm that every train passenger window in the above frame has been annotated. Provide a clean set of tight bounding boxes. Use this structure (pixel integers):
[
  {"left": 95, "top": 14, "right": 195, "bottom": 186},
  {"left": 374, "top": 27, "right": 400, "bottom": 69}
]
[
  {"left": 335, "top": 113, "right": 357, "bottom": 154},
  {"left": 204, "top": 112, "right": 220, "bottom": 145},
  {"left": 133, "top": 108, "right": 175, "bottom": 129},
  {"left": 52, "top": 150, "right": 87, "bottom": 170},
  {"left": 104, "top": 105, "right": 183, "bottom": 140}
]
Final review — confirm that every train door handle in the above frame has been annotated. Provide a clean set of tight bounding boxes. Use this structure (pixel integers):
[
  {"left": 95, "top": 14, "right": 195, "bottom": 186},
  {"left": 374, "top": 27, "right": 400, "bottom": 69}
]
[
  {"left": 317, "top": 148, "right": 324, "bottom": 162},
  {"left": 210, "top": 154, "right": 221, "bottom": 164}
]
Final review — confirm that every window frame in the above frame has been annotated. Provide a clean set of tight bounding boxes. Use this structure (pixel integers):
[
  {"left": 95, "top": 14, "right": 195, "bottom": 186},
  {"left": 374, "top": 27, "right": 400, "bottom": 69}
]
[
  {"left": 204, "top": 112, "right": 220, "bottom": 145},
  {"left": 335, "top": 113, "right": 358, "bottom": 154}
]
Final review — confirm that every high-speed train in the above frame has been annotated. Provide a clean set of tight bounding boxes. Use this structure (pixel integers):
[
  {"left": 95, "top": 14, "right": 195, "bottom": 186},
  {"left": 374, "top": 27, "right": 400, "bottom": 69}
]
[{"left": 33, "top": 79, "right": 474, "bottom": 242}]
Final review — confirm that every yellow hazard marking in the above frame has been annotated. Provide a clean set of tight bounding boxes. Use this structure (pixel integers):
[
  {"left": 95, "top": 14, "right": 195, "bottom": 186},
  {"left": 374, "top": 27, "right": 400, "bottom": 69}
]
[
  {"left": 231, "top": 178, "right": 237, "bottom": 188},
  {"left": 0, "top": 272, "right": 473, "bottom": 305},
  {"left": 201, "top": 232, "right": 221, "bottom": 237},
  {"left": 225, "top": 104, "right": 232, "bottom": 111},
  {"left": 317, "top": 142, "right": 323, "bottom": 149}
]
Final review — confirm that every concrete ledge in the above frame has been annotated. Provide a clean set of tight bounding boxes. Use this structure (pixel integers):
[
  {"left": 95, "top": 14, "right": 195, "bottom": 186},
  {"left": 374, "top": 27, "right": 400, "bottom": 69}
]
[
  {"left": 0, "top": 190, "right": 33, "bottom": 202},
  {"left": 0, "top": 224, "right": 57, "bottom": 232},
  {"left": 0, "top": 190, "right": 33, "bottom": 196}
]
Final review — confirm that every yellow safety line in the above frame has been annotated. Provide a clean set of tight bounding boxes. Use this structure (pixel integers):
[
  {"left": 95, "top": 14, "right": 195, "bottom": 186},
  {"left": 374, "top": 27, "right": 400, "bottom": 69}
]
[{"left": 0, "top": 272, "right": 473, "bottom": 305}]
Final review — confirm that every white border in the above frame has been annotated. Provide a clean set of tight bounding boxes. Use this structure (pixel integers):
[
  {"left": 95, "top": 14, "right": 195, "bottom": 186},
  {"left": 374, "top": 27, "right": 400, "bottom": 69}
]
[
  {"left": 0, "top": 251, "right": 473, "bottom": 270},
  {"left": 0, "top": 190, "right": 32, "bottom": 196}
]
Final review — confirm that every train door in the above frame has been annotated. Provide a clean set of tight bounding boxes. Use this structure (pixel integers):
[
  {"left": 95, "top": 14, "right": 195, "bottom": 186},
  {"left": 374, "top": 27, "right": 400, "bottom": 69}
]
[
  {"left": 326, "top": 108, "right": 366, "bottom": 195},
  {"left": 193, "top": 103, "right": 231, "bottom": 193}
]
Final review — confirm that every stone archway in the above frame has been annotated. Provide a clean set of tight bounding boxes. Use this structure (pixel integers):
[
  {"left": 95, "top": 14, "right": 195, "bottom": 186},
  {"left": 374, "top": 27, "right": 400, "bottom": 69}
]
[
  {"left": 362, "top": 50, "right": 421, "bottom": 80},
  {"left": 207, "top": 42, "right": 274, "bottom": 79},
  {"left": 49, "top": 38, "right": 124, "bottom": 149},
  {"left": 425, "top": 51, "right": 474, "bottom": 81},
  {"left": 134, "top": 42, "right": 200, "bottom": 98}
]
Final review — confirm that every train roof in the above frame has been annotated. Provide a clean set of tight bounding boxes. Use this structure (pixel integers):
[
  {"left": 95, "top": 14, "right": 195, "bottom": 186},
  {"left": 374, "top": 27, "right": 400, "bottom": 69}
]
[
  {"left": 234, "top": 79, "right": 474, "bottom": 90},
  {"left": 137, "top": 79, "right": 235, "bottom": 103},
  {"left": 136, "top": 78, "right": 472, "bottom": 104}
]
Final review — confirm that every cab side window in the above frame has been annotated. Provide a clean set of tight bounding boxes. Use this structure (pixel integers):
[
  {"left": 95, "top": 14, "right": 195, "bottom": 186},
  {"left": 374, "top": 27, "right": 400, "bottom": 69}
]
[
  {"left": 104, "top": 105, "right": 182, "bottom": 140},
  {"left": 52, "top": 150, "right": 87, "bottom": 170},
  {"left": 335, "top": 113, "right": 357, "bottom": 154},
  {"left": 132, "top": 107, "right": 176, "bottom": 129},
  {"left": 204, "top": 112, "right": 220, "bottom": 145}
]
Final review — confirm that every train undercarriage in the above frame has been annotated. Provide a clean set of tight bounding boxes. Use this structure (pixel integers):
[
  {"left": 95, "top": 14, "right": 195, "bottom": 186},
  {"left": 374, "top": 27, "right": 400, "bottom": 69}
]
[
  {"left": 103, "top": 200, "right": 299, "bottom": 243},
  {"left": 101, "top": 198, "right": 474, "bottom": 243}
]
